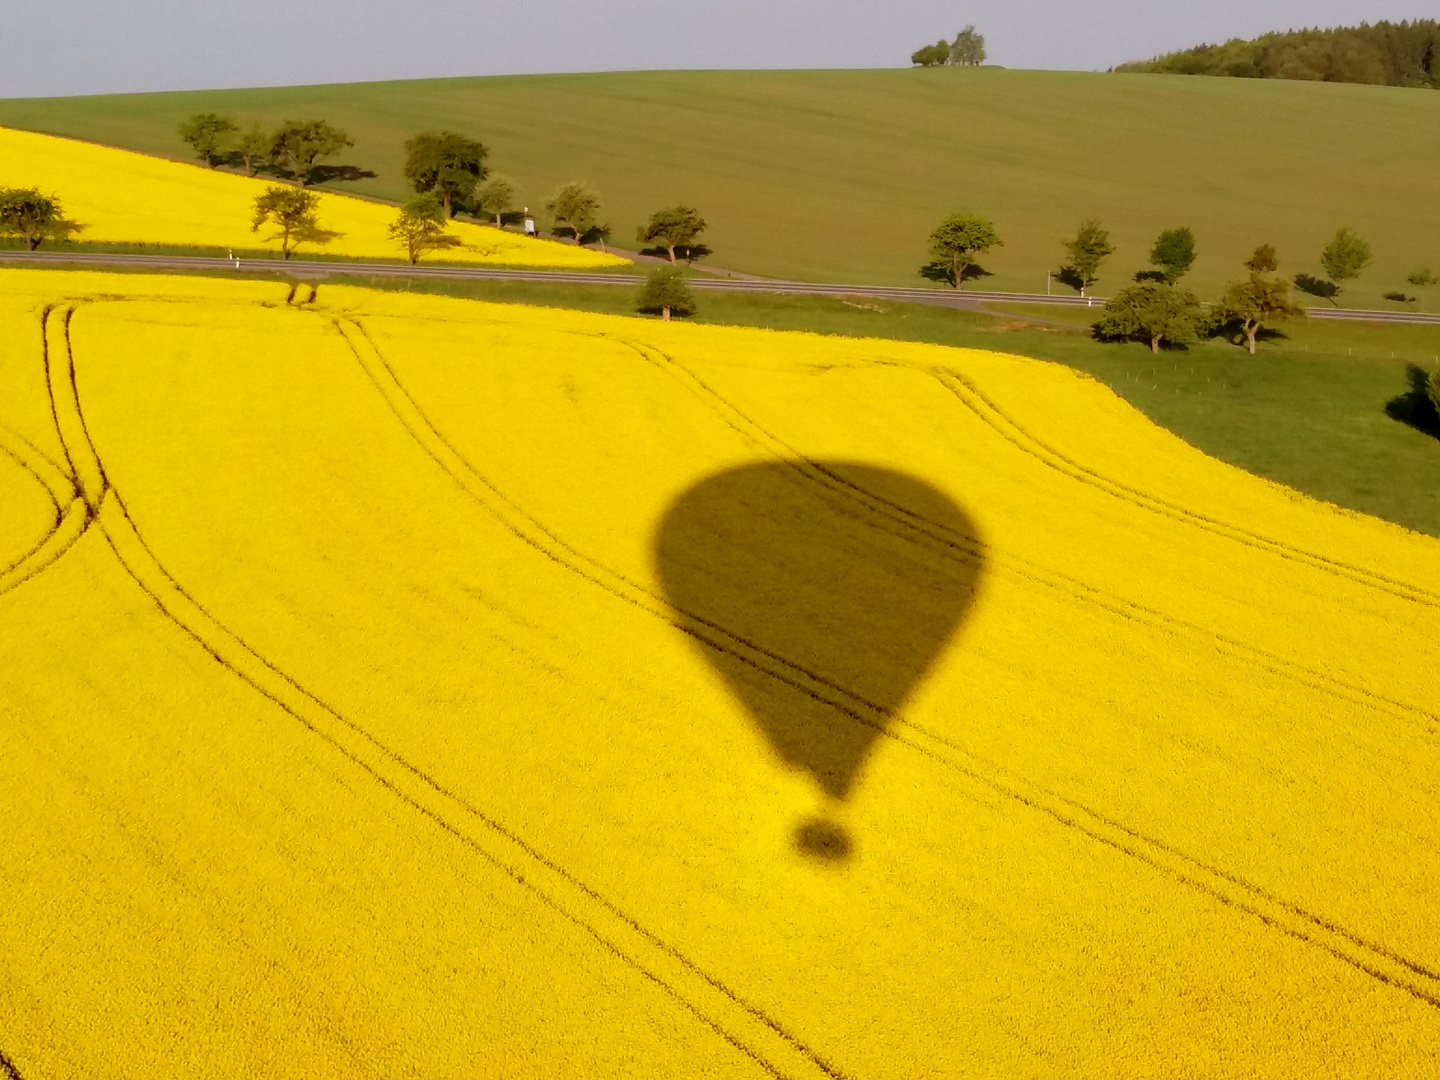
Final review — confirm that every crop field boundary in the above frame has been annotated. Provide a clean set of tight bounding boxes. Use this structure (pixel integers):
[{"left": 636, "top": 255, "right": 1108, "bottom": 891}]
[
  {"left": 10, "top": 250, "right": 1440, "bottom": 327},
  {"left": 335, "top": 313, "right": 1440, "bottom": 1010},
  {"left": 932, "top": 370, "right": 1440, "bottom": 609},
  {"left": 35, "top": 299, "right": 850, "bottom": 1080}
]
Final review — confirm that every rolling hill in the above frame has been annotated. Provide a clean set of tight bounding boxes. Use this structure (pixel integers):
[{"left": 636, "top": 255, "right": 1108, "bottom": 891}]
[{"left": 1, "top": 68, "right": 1438, "bottom": 303}]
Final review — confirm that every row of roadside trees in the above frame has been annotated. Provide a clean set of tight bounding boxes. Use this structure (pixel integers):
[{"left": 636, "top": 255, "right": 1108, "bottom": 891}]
[{"left": 923, "top": 211, "right": 1421, "bottom": 352}]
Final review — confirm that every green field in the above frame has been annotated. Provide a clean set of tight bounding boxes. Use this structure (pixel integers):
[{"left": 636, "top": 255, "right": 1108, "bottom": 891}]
[{"left": 2, "top": 68, "right": 1438, "bottom": 303}]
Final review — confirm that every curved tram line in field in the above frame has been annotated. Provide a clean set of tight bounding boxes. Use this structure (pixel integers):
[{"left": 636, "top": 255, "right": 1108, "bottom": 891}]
[
  {"left": 334, "top": 313, "right": 1440, "bottom": 1011},
  {"left": 930, "top": 369, "right": 1440, "bottom": 609},
  {"left": 39, "top": 300, "right": 849, "bottom": 1080},
  {"left": 0, "top": 397, "right": 94, "bottom": 598}
]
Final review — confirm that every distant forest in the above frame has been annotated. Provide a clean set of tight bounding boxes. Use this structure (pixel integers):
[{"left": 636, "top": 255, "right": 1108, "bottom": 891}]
[{"left": 1115, "top": 20, "right": 1440, "bottom": 88}]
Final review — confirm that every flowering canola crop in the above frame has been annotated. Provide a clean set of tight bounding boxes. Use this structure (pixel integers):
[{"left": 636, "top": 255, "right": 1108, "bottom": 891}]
[
  {"left": 0, "top": 125, "right": 628, "bottom": 267},
  {"left": 1, "top": 269, "right": 1437, "bottom": 1078}
]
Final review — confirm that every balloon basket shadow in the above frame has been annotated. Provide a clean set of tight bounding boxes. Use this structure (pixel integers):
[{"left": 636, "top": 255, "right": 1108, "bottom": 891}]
[{"left": 794, "top": 814, "right": 853, "bottom": 862}]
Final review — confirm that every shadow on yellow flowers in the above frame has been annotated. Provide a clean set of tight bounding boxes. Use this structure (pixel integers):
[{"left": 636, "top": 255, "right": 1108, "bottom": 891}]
[{"left": 656, "top": 461, "right": 984, "bottom": 863}]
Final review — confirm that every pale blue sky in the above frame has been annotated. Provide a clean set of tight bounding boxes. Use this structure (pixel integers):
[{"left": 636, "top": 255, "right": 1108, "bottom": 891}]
[{"left": 2, "top": 1, "right": 1433, "bottom": 98}]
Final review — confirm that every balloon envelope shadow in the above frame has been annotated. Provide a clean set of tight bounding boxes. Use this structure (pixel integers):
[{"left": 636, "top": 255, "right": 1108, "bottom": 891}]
[{"left": 653, "top": 461, "right": 984, "bottom": 861}]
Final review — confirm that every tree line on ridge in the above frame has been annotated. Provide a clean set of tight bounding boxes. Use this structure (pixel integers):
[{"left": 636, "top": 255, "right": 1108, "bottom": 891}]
[{"left": 1114, "top": 20, "right": 1440, "bottom": 88}]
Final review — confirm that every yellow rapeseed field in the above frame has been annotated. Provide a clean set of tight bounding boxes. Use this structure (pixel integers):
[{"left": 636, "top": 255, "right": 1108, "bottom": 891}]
[
  {"left": 1, "top": 268, "right": 1437, "bottom": 1078},
  {"left": 0, "top": 126, "right": 628, "bottom": 268}
]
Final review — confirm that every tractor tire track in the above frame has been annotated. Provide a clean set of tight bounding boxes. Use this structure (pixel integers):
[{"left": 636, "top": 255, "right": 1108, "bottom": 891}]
[
  {"left": 50, "top": 302, "right": 844, "bottom": 1080},
  {"left": 340, "top": 315, "right": 1440, "bottom": 1012},
  {"left": 0, "top": 318, "right": 96, "bottom": 596},
  {"left": 0, "top": 427, "right": 67, "bottom": 579},
  {"left": 334, "top": 317, "right": 911, "bottom": 721}
]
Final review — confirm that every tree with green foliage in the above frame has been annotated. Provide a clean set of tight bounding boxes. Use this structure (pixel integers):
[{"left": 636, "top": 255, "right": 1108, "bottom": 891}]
[
  {"left": 546, "top": 182, "right": 601, "bottom": 244},
  {"left": 950, "top": 26, "right": 987, "bottom": 66},
  {"left": 388, "top": 193, "right": 463, "bottom": 265},
  {"left": 1213, "top": 244, "right": 1306, "bottom": 354},
  {"left": 251, "top": 186, "right": 340, "bottom": 259},
  {"left": 270, "top": 120, "right": 353, "bottom": 185},
  {"left": 1060, "top": 220, "right": 1115, "bottom": 297},
  {"left": 1429, "top": 368, "right": 1440, "bottom": 415},
  {"left": 1319, "top": 225, "right": 1372, "bottom": 300},
  {"left": 0, "top": 188, "right": 83, "bottom": 250},
  {"left": 1149, "top": 226, "right": 1197, "bottom": 284},
  {"left": 178, "top": 113, "right": 236, "bottom": 167},
  {"left": 911, "top": 40, "right": 951, "bottom": 66},
  {"left": 638, "top": 206, "right": 707, "bottom": 263},
  {"left": 1094, "top": 281, "right": 1202, "bottom": 353},
  {"left": 476, "top": 176, "right": 515, "bottom": 226},
  {"left": 637, "top": 265, "right": 696, "bottom": 321},
  {"left": 925, "top": 212, "right": 1002, "bottom": 290},
  {"left": 236, "top": 124, "right": 272, "bottom": 177},
  {"left": 403, "top": 131, "right": 489, "bottom": 218}
]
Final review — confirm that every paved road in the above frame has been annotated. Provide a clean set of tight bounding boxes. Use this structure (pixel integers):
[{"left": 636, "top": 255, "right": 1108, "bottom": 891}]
[{"left": 4, "top": 249, "right": 1439, "bottom": 326}]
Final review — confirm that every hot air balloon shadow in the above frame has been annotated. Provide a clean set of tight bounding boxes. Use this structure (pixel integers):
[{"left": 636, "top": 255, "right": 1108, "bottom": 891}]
[{"left": 654, "top": 461, "right": 984, "bottom": 862}]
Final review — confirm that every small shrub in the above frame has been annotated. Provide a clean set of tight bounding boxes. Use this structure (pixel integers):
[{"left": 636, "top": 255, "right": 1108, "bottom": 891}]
[{"left": 637, "top": 265, "right": 696, "bottom": 321}]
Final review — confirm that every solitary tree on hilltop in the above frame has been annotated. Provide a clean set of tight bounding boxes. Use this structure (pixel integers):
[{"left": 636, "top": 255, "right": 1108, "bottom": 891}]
[
  {"left": 388, "top": 193, "right": 463, "bottom": 265},
  {"left": 1060, "top": 220, "right": 1115, "bottom": 298},
  {"left": 1214, "top": 244, "right": 1306, "bottom": 354},
  {"left": 251, "top": 186, "right": 339, "bottom": 259},
  {"left": 547, "top": 182, "right": 601, "bottom": 243},
  {"left": 1149, "top": 226, "right": 1197, "bottom": 284},
  {"left": 950, "top": 26, "right": 987, "bottom": 66},
  {"left": 270, "top": 120, "right": 353, "bottom": 185},
  {"left": 404, "top": 131, "right": 489, "bottom": 218},
  {"left": 925, "top": 212, "right": 1002, "bottom": 289},
  {"left": 638, "top": 206, "right": 707, "bottom": 263},
  {"left": 178, "top": 113, "right": 237, "bottom": 167},
  {"left": 0, "top": 188, "right": 83, "bottom": 250},
  {"left": 1318, "top": 225, "right": 1372, "bottom": 302},
  {"left": 1094, "top": 281, "right": 1202, "bottom": 353}
]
